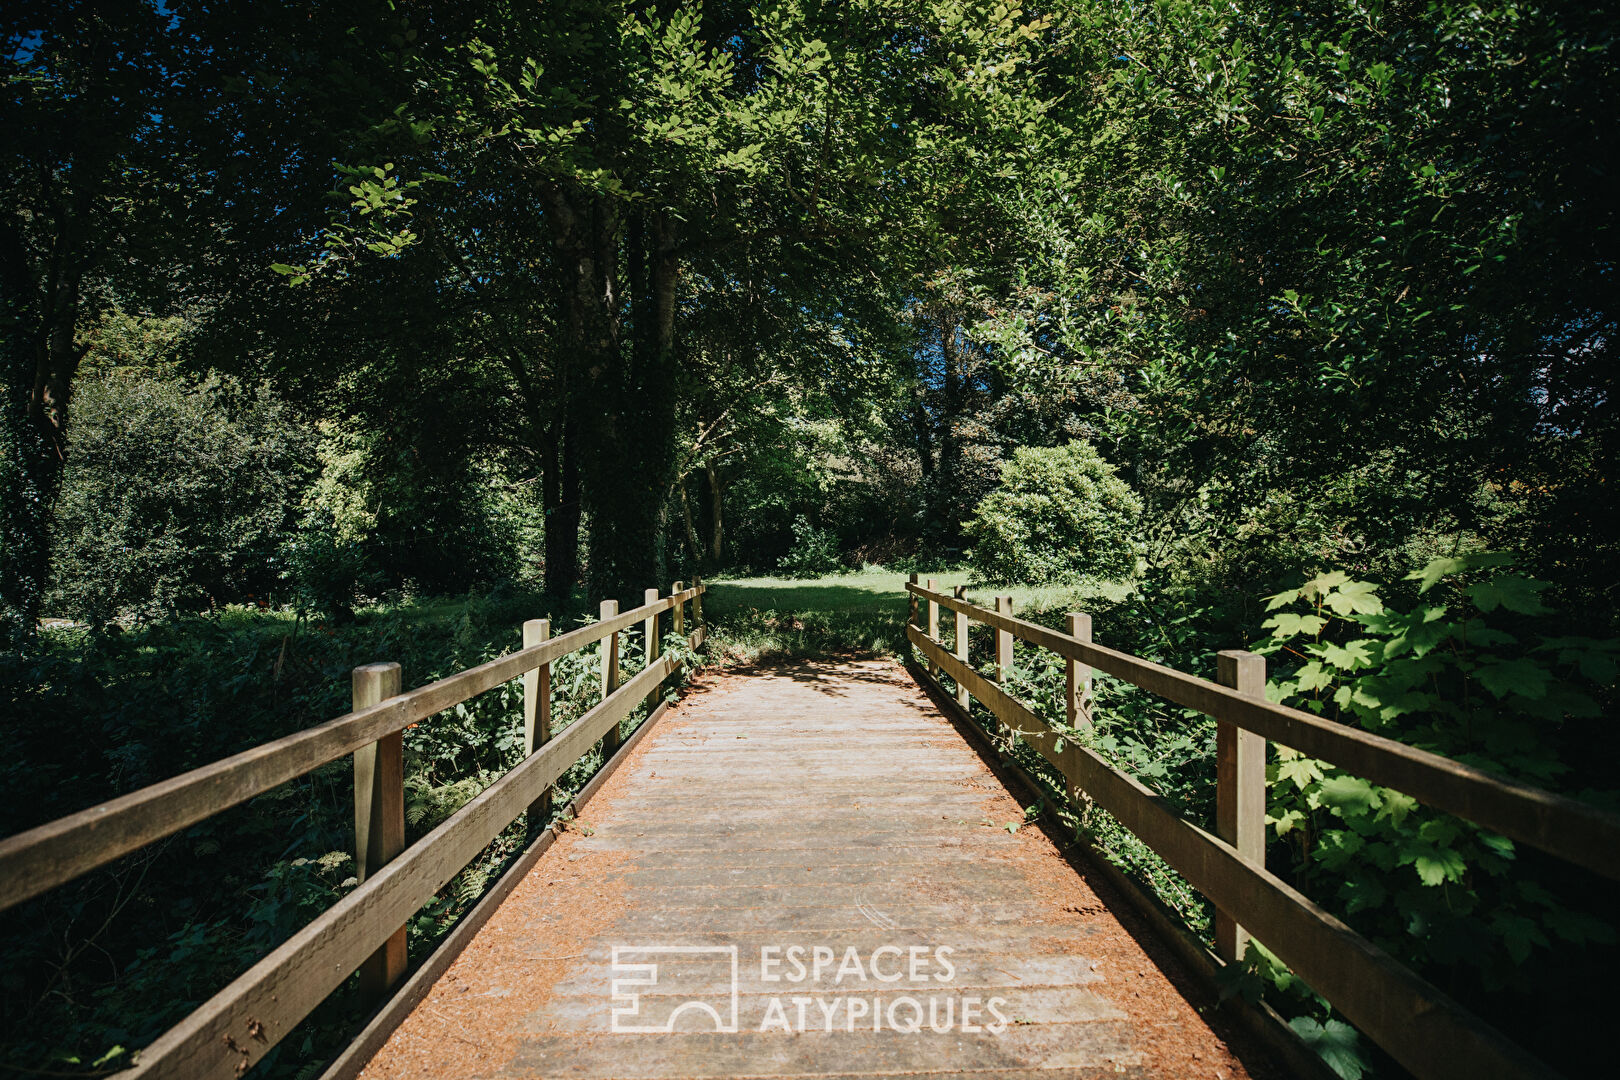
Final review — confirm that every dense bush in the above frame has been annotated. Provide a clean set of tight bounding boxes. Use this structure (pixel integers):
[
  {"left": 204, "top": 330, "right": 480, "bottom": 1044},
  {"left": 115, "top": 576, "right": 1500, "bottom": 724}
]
[
  {"left": 46, "top": 376, "right": 314, "bottom": 626},
  {"left": 0, "top": 589, "right": 687, "bottom": 1078},
  {"left": 1256, "top": 556, "right": 1618, "bottom": 990},
  {"left": 290, "top": 421, "right": 525, "bottom": 614},
  {"left": 965, "top": 441, "right": 1142, "bottom": 584},
  {"left": 777, "top": 515, "right": 844, "bottom": 579}
]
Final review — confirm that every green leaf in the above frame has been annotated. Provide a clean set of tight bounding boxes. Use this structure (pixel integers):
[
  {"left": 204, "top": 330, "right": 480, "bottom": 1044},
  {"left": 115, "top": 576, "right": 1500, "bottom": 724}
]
[
  {"left": 1491, "top": 912, "right": 1548, "bottom": 964},
  {"left": 1407, "top": 556, "right": 1468, "bottom": 593},
  {"left": 1312, "top": 829, "right": 1366, "bottom": 870},
  {"left": 1468, "top": 574, "right": 1551, "bottom": 614},
  {"left": 1300, "top": 570, "right": 1350, "bottom": 599},
  {"left": 1317, "top": 775, "right": 1381, "bottom": 817},
  {"left": 1268, "top": 807, "right": 1307, "bottom": 835},
  {"left": 1263, "top": 612, "right": 1328, "bottom": 639},
  {"left": 1323, "top": 580, "right": 1383, "bottom": 617},
  {"left": 1473, "top": 657, "right": 1552, "bottom": 700},
  {"left": 1264, "top": 588, "right": 1301, "bottom": 611},
  {"left": 1412, "top": 847, "right": 1467, "bottom": 886},
  {"left": 92, "top": 1047, "right": 127, "bottom": 1068},
  {"left": 1373, "top": 789, "right": 1418, "bottom": 827},
  {"left": 1275, "top": 754, "right": 1325, "bottom": 790},
  {"left": 1295, "top": 661, "right": 1334, "bottom": 692},
  {"left": 1288, "top": 1017, "right": 1367, "bottom": 1080},
  {"left": 1320, "top": 639, "right": 1376, "bottom": 670}
]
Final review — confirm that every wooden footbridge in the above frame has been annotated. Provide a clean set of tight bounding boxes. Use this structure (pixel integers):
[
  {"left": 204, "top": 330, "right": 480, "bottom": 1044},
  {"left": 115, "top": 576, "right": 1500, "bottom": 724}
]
[{"left": 2, "top": 579, "right": 1617, "bottom": 1079}]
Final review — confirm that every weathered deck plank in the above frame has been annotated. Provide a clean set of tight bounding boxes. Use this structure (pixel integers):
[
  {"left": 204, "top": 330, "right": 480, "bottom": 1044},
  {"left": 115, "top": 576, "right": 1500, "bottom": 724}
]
[{"left": 355, "top": 659, "right": 1274, "bottom": 1079}]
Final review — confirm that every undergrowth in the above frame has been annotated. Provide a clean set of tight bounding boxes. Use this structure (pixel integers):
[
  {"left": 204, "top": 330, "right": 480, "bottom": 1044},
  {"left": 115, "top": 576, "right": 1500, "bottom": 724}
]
[{"left": 0, "top": 589, "right": 697, "bottom": 1078}]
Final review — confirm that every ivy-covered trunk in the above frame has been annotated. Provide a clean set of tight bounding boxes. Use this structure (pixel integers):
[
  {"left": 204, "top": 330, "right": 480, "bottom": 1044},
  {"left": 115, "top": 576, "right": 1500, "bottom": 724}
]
[{"left": 0, "top": 218, "right": 82, "bottom": 647}]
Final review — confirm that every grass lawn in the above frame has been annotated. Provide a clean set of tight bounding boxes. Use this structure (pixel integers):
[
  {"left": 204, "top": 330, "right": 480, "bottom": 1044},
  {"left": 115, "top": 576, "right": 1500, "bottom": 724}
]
[
  {"left": 700, "top": 566, "right": 1135, "bottom": 663},
  {"left": 704, "top": 566, "right": 1133, "bottom": 621}
]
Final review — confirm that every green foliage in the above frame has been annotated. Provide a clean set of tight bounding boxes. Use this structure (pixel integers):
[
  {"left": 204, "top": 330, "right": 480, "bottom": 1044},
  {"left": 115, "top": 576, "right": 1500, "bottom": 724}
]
[
  {"left": 47, "top": 375, "right": 314, "bottom": 626},
  {"left": 1257, "top": 555, "right": 1618, "bottom": 990},
  {"left": 1288, "top": 1015, "right": 1368, "bottom": 1080},
  {"left": 0, "top": 588, "right": 671, "bottom": 1078},
  {"left": 777, "top": 515, "right": 844, "bottom": 579},
  {"left": 982, "top": 0, "right": 1619, "bottom": 617},
  {"left": 965, "top": 441, "right": 1142, "bottom": 584}
]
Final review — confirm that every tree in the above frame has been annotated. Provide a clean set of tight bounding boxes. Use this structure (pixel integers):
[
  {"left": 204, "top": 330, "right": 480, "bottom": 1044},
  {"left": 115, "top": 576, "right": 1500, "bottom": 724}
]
[
  {"left": 965, "top": 440, "right": 1143, "bottom": 583},
  {"left": 1, "top": 1, "right": 177, "bottom": 642},
  {"left": 981, "top": 0, "right": 1619, "bottom": 608},
  {"left": 288, "top": 0, "right": 1064, "bottom": 597}
]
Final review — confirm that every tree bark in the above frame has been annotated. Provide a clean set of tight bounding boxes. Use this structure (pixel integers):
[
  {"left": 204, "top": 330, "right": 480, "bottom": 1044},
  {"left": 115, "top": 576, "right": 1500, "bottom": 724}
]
[
  {"left": 541, "top": 407, "right": 582, "bottom": 599},
  {"left": 678, "top": 475, "right": 700, "bottom": 564},
  {"left": 546, "top": 189, "right": 680, "bottom": 601},
  {"left": 0, "top": 221, "right": 50, "bottom": 645},
  {"left": 1, "top": 209, "right": 86, "bottom": 644},
  {"left": 706, "top": 461, "right": 724, "bottom": 566}
]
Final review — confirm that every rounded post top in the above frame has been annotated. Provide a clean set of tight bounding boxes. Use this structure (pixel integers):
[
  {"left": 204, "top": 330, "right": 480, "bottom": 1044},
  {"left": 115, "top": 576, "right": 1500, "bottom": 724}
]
[
  {"left": 601, "top": 598, "right": 620, "bottom": 616},
  {"left": 996, "top": 595, "right": 1013, "bottom": 612},
  {"left": 645, "top": 587, "right": 659, "bottom": 603},
  {"left": 523, "top": 618, "right": 549, "bottom": 644}
]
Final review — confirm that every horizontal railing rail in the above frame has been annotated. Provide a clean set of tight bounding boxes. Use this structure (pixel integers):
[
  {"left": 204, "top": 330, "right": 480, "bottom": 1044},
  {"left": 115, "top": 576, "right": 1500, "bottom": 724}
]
[
  {"left": 0, "top": 585, "right": 703, "bottom": 911},
  {"left": 905, "top": 577, "right": 1615, "bottom": 1080},
  {"left": 0, "top": 581, "right": 707, "bottom": 1080},
  {"left": 910, "top": 581, "right": 1620, "bottom": 880}
]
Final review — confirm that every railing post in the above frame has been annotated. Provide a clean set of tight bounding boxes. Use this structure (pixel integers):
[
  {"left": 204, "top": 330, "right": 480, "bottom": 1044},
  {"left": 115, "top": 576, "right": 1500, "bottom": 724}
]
[
  {"left": 1215, "top": 649, "right": 1267, "bottom": 963},
  {"left": 693, "top": 577, "right": 703, "bottom": 627},
  {"left": 523, "top": 619, "right": 552, "bottom": 827},
  {"left": 907, "top": 573, "right": 919, "bottom": 627},
  {"left": 953, "top": 586, "right": 970, "bottom": 709},
  {"left": 1066, "top": 612, "right": 1093, "bottom": 734},
  {"left": 994, "top": 596, "right": 1014, "bottom": 682},
  {"left": 352, "top": 662, "right": 406, "bottom": 999},
  {"left": 672, "top": 581, "right": 685, "bottom": 637},
  {"left": 643, "top": 588, "right": 661, "bottom": 714},
  {"left": 925, "top": 578, "right": 939, "bottom": 676},
  {"left": 600, "top": 600, "right": 621, "bottom": 756}
]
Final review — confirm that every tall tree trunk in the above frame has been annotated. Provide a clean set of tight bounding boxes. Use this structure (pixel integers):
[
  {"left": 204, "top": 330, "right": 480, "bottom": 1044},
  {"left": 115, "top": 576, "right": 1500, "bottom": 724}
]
[
  {"left": 936, "top": 320, "right": 965, "bottom": 545},
  {"left": 1, "top": 216, "right": 83, "bottom": 646},
  {"left": 706, "top": 461, "right": 723, "bottom": 566},
  {"left": 541, "top": 407, "right": 582, "bottom": 599},
  {"left": 678, "top": 476, "right": 700, "bottom": 564},
  {"left": 548, "top": 189, "right": 680, "bottom": 601},
  {"left": 0, "top": 224, "right": 48, "bottom": 646}
]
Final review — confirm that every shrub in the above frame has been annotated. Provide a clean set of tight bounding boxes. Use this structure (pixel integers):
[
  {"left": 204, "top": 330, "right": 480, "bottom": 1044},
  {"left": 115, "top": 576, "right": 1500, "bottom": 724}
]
[
  {"left": 46, "top": 375, "right": 314, "bottom": 625},
  {"left": 1256, "top": 554, "right": 1618, "bottom": 991},
  {"left": 964, "top": 441, "right": 1142, "bottom": 584},
  {"left": 777, "top": 515, "right": 843, "bottom": 578}
]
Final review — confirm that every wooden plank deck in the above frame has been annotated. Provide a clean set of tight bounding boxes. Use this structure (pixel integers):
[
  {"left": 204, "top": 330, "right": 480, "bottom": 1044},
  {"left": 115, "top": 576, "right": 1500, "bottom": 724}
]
[{"left": 353, "top": 659, "right": 1277, "bottom": 1080}]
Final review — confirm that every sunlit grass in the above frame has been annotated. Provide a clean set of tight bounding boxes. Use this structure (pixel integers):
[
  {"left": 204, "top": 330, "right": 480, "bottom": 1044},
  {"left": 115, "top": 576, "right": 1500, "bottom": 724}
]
[
  {"left": 705, "top": 567, "right": 1133, "bottom": 620},
  {"left": 700, "top": 566, "right": 1136, "bottom": 664}
]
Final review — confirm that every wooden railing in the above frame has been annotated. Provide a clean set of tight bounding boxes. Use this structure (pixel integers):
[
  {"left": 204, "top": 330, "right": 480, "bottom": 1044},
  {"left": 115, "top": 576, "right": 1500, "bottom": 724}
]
[
  {"left": 0, "top": 581, "right": 707, "bottom": 1080},
  {"left": 904, "top": 577, "right": 1619, "bottom": 1080}
]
